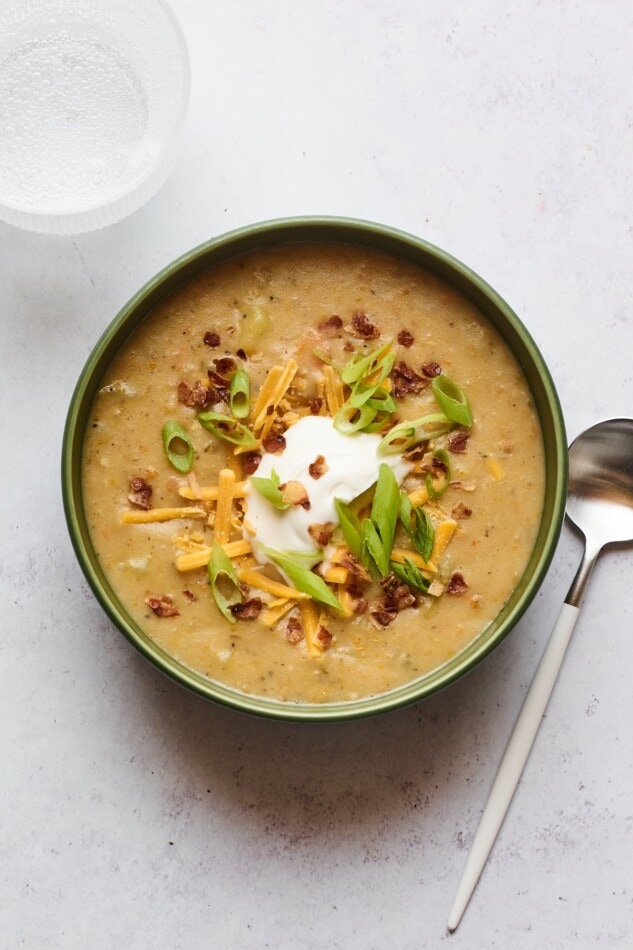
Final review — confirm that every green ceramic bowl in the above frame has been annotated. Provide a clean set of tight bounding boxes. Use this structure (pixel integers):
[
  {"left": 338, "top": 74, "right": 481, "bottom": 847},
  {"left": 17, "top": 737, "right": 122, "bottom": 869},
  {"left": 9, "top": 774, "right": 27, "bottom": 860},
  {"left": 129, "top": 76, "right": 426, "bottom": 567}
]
[{"left": 62, "top": 217, "right": 567, "bottom": 721}]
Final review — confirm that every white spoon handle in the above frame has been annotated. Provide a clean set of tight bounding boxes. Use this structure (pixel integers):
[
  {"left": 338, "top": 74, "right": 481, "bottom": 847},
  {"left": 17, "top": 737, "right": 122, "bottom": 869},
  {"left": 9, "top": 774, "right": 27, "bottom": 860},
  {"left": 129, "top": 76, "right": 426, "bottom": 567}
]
[{"left": 447, "top": 601, "right": 580, "bottom": 932}]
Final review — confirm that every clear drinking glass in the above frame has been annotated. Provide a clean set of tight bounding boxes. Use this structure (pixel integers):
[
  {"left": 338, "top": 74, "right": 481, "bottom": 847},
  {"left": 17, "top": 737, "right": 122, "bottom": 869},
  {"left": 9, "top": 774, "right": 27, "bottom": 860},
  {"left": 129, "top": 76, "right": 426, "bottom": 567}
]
[{"left": 0, "top": 0, "right": 190, "bottom": 234}]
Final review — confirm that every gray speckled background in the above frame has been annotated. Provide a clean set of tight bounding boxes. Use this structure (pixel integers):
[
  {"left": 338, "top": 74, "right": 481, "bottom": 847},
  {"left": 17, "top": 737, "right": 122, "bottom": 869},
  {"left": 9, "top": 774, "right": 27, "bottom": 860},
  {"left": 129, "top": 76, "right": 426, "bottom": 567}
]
[{"left": 2, "top": 2, "right": 632, "bottom": 947}]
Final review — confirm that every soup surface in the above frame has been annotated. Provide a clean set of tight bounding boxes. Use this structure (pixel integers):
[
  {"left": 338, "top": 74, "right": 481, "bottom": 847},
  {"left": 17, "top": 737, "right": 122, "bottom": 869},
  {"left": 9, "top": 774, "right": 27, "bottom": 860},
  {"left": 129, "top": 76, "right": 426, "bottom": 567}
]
[{"left": 82, "top": 243, "right": 545, "bottom": 704}]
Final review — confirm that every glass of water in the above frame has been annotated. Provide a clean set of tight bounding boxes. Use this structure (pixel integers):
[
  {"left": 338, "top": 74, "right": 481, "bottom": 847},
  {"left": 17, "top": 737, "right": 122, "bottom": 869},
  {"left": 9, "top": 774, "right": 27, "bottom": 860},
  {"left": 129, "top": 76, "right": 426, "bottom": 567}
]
[{"left": 0, "top": 0, "right": 190, "bottom": 234}]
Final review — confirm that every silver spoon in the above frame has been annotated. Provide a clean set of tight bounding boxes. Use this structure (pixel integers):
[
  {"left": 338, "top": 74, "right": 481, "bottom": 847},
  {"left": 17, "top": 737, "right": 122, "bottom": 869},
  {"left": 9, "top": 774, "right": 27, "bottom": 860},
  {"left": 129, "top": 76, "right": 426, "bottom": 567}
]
[{"left": 448, "top": 417, "right": 633, "bottom": 932}]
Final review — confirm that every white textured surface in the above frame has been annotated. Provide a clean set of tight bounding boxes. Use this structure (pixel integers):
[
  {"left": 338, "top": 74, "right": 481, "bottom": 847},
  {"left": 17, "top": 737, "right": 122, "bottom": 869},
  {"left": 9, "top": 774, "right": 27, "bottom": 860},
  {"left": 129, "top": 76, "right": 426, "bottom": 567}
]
[{"left": 1, "top": 2, "right": 632, "bottom": 947}]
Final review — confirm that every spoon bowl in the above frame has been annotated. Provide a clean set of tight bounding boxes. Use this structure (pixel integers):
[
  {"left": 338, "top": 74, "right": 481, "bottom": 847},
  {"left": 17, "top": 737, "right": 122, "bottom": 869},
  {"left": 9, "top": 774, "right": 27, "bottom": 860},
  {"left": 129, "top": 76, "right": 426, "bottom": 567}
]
[{"left": 567, "top": 417, "right": 633, "bottom": 550}]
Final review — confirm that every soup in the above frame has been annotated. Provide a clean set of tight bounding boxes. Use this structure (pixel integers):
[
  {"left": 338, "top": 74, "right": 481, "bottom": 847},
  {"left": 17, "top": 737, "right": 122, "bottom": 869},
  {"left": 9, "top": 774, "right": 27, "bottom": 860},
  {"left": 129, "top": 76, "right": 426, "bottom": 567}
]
[{"left": 82, "top": 243, "right": 545, "bottom": 704}]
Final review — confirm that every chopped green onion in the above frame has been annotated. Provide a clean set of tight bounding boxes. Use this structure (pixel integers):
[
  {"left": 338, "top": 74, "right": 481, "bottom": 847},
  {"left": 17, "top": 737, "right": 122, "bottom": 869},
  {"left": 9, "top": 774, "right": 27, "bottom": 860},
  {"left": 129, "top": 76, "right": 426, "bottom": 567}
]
[
  {"left": 198, "top": 411, "right": 258, "bottom": 447},
  {"left": 425, "top": 448, "right": 451, "bottom": 500},
  {"left": 334, "top": 498, "right": 362, "bottom": 558},
  {"left": 250, "top": 468, "right": 288, "bottom": 510},
  {"left": 377, "top": 412, "right": 452, "bottom": 455},
  {"left": 259, "top": 546, "right": 342, "bottom": 611},
  {"left": 370, "top": 464, "right": 400, "bottom": 561},
  {"left": 312, "top": 348, "right": 337, "bottom": 368},
  {"left": 334, "top": 403, "right": 377, "bottom": 435},
  {"left": 390, "top": 557, "right": 431, "bottom": 593},
  {"left": 399, "top": 493, "right": 435, "bottom": 561},
  {"left": 341, "top": 341, "right": 393, "bottom": 385},
  {"left": 361, "top": 518, "right": 388, "bottom": 577},
  {"left": 162, "top": 420, "right": 194, "bottom": 473},
  {"left": 208, "top": 543, "right": 242, "bottom": 623},
  {"left": 431, "top": 374, "right": 473, "bottom": 427},
  {"left": 229, "top": 369, "right": 250, "bottom": 419}
]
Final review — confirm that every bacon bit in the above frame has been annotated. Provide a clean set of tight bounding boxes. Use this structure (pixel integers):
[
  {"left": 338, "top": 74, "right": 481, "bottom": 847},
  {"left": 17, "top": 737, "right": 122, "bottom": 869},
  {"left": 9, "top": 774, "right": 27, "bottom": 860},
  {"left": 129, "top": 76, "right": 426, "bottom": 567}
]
[
  {"left": 128, "top": 476, "right": 153, "bottom": 510},
  {"left": 380, "top": 574, "right": 417, "bottom": 611},
  {"left": 207, "top": 370, "right": 230, "bottom": 400},
  {"left": 308, "top": 454, "right": 328, "bottom": 479},
  {"left": 397, "top": 329, "right": 414, "bottom": 347},
  {"left": 421, "top": 361, "right": 442, "bottom": 378},
  {"left": 285, "top": 616, "right": 304, "bottom": 644},
  {"left": 229, "top": 598, "right": 263, "bottom": 620},
  {"left": 392, "top": 360, "right": 427, "bottom": 398},
  {"left": 403, "top": 441, "right": 430, "bottom": 461},
  {"left": 447, "top": 572, "right": 469, "bottom": 595},
  {"left": 448, "top": 430, "right": 470, "bottom": 454},
  {"left": 316, "top": 625, "right": 333, "bottom": 648},
  {"left": 183, "top": 589, "right": 196, "bottom": 603},
  {"left": 262, "top": 432, "right": 286, "bottom": 454},
  {"left": 146, "top": 595, "right": 179, "bottom": 618},
  {"left": 241, "top": 451, "right": 262, "bottom": 475},
  {"left": 213, "top": 356, "right": 237, "bottom": 375},
  {"left": 339, "top": 554, "right": 371, "bottom": 581},
  {"left": 236, "top": 348, "right": 247, "bottom": 360},
  {"left": 203, "top": 331, "right": 221, "bottom": 347},
  {"left": 309, "top": 396, "right": 323, "bottom": 415},
  {"left": 370, "top": 605, "right": 398, "bottom": 627},
  {"left": 319, "top": 315, "right": 343, "bottom": 330},
  {"left": 308, "top": 522, "right": 335, "bottom": 547},
  {"left": 351, "top": 311, "right": 379, "bottom": 339},
  {"left": 451, "top": 502, "right": 473, "bottom": 520},
  {"left": 344, "top": 585, "right": 369, "bottom": 614},
  {"left": 280, "top": 480, "right": 310, "bottom": 510},
  {"left": 177, "top": 380, "right": 216, "bottom": 408}
]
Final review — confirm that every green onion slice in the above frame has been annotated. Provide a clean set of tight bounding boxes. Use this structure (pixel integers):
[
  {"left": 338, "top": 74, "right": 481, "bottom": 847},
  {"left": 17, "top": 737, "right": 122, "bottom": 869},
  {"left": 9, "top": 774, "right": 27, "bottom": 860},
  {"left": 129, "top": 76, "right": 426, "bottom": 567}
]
[
  {"left": 377, "top": 412, "right": 452, "bottom": 455},
  {"left": 208, "top": 543, "right": 242, "bottom": 623},
  {"left": 425, "top": 448, "right": 451, "bottom": 500},
  {"left": 361, "top": 518, "right": 388, "bottom": 577},
  {"left": 334, "top": 497, "right": 363, "bottom": 558},
  {"left": 399, "top": 493, "right": 435, "bottom": 562},
  {"left": 162, "top": 420, "right": 194, "bottom": 473},
  {"left": 431, "top": 374, "right": 473, "bottom": 427},
  {"left": 259, "top": 546, "right": 342, "bottom": 611},
  {"left": 312, "top": 348, "right": 337, "bottom": 368},
  {"left": 334, "top": 403, "right": 377, "bottom": 435},
  {"left": 198, "top": 411, "right": 258, "bottom": 447},
  {"left": 250, "top": 468, "right": 289, "bottom": 510},
  {"left": 229, "top": 369, "right": 250, "bottom": 419},
  {"left": 390, "top": 557, "right": 431, "bottom": 593},
  {"left": 341, "top": 341, "right": 393, "bottom": 385},
  {"left": 370, "top": 464, "right": 400, "bottom": 561}
]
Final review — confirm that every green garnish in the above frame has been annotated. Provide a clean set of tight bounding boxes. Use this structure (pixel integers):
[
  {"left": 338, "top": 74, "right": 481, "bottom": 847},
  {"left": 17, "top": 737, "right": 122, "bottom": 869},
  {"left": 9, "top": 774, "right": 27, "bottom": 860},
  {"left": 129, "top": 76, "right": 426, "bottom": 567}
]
[
  {"left": 259, "top": 546, "right": 342, "bottom": 611},
  {"left": 162, "top": 420, "right": 194, "bottom": 473},
  {"left": 208, "top": 543, "right": 242, "bottom": 623},
  {"left": 431, "top": 374, "right": 473, "bottom": 427},
  {"left": 377, "top": 412, "right": 452, "bottom": 455},
  {"left": 229, "top": 369, "right": 250, "bottom": 419},
  {"left": 334, "top": 403, "right": 378, "bottom": 435},
  {"left": 250, "top": 468, "right": 289, "bottom": 510},
  {"left": 360, "top": 519, "right": 387, "bottom": 577},
  {"left": 197, "top": 410, "right": 258, "bottom": 447},
  {"left": 425, "top": 448, "right": 451, "bottom": 500},
  {"left": 399, "top": 493, "right": 435, "bottom": 562},
  {"left": 390, "top": 557, "right": 431, "bottom": 593},
  {"left": 341, "top": 341, "right": 393, "bottom": 385},
  {"left": 312, "top": 348, "right": 337, "bottom": 368},
  {"left": 370, "top": 463, "right": 400, "bottom": 561},
  {"left": 334, "top": 498, "right": 363, "bottom": 558}
]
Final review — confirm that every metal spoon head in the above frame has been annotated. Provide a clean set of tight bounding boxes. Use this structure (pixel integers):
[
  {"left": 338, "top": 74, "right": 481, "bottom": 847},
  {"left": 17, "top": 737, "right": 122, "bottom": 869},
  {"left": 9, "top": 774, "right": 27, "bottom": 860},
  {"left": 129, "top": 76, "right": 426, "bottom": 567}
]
[{"left": 566, "top": 417, "right": 633, "bottom": 548}]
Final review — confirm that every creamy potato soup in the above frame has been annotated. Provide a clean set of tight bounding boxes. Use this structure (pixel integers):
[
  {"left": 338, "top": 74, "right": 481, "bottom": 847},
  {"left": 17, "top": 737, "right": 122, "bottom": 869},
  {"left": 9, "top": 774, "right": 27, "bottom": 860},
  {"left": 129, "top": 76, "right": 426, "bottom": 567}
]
[{"left": 83, "top": 244, "right": 545, "bottom": 704}]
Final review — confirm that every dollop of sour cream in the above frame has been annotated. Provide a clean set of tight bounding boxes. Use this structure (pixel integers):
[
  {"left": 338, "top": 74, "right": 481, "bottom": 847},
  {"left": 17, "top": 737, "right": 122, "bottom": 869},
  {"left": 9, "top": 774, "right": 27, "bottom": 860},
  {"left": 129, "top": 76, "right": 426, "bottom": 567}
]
[{"left": 244, "top": 415, "right": 411, "bottom": 564}]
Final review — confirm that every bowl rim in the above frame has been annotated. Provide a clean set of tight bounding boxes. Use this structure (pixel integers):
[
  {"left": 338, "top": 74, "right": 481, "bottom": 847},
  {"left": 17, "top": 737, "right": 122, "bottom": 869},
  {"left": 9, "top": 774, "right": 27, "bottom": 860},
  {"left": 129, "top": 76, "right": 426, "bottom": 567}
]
[{"left": 62, "top": 215, "right": 568, "bottom": 721}]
